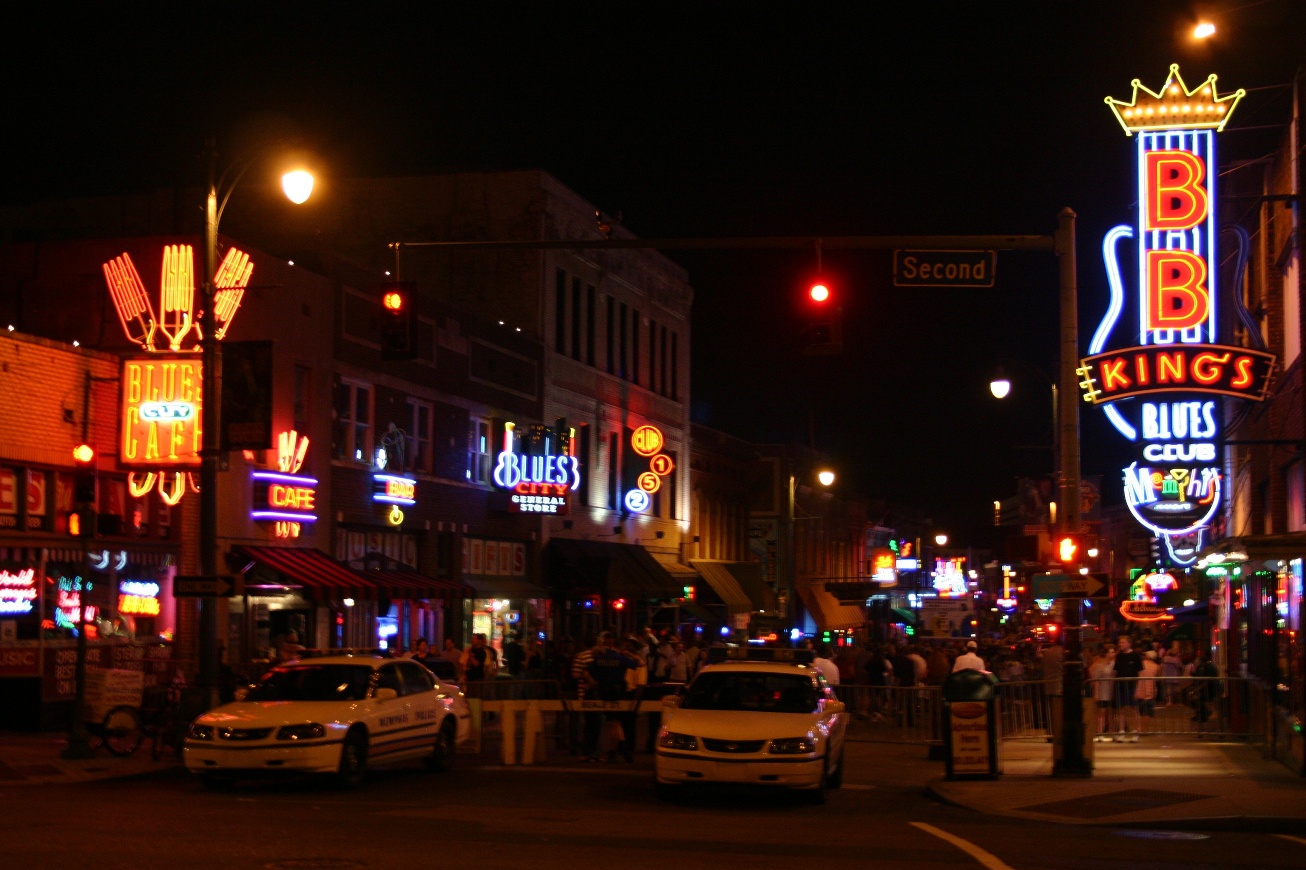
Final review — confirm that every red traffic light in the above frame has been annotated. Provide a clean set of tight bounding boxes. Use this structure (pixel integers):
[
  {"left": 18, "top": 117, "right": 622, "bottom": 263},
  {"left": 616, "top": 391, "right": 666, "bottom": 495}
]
[
  {"left": 809, "top": 282, "right": 830, "bottom": 303},
  {"left": 383, "top": 290, "right": 405, "bottom": 311},
  {"left": 72, "top": 444, "right": 94, "bottom": 464}
]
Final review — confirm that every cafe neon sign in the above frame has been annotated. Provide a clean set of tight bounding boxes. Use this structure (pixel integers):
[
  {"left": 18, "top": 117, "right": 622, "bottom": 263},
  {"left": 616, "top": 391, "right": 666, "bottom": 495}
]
[
  {"left": 251, "top": 430, "right": 317, "bottom": 538},
  {"left": 493, "top": 422, "right": 580, "bottom": 514},
  {"left": 1079, "top": 66, "right": 1272, "bottom": 566},
  {"left": 105, "top": 244, "right": 254, "bottom": 506}
]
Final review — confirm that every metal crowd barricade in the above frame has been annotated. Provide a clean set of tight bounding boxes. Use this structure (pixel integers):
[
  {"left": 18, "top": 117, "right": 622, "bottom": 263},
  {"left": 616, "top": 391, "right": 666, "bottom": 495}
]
[
  {"left": 994, "top": 679, "right": 1057, "bottom": 741},
  {"left": 838, "top": 683, "right": 944, "bottom": 744},
  {"left": 1084, "top": 675, "right": 1267, "bottom": 741}
]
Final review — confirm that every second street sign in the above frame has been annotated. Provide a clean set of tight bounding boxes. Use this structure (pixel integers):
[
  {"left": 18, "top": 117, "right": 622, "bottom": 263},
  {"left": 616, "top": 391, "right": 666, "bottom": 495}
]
[
  {"left": 892, "top": 250, "right": 996, "bottom": 287},
  {"left": 1032, "top": 572, "right": 1108, "bottom": 599}
]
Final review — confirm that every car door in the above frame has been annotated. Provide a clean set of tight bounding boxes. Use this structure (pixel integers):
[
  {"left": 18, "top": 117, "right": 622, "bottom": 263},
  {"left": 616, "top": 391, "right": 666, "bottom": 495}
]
[
  {"left": 368, "top": 663, "right": 415, "bottom": 765},
  {"left": 396, "top": 661, "right": 442, "bottom": 756}
]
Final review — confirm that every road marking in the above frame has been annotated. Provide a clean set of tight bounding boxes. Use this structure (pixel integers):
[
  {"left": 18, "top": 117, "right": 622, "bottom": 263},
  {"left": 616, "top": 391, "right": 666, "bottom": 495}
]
[
  {"left": 911, "top": 822, "right": 1016, "bottom": 870},
  {"left": 1276, "top": 834, "right": 1306, "bottom": 847}
]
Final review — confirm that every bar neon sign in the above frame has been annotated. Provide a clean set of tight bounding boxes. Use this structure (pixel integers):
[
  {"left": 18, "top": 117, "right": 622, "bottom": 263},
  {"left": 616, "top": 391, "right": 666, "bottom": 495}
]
[
  {"left": 1081, "top": 65, "right": 1271, "bottom": 565},
  {"left": 372, "top": 474, "right": 417, "bottom": 506},
  {"left": 118, "top": 580, "right": 161, "bottom": 616},
  {"left": 493, "top": 422, "right": 579, "bottom": 515},
  {"left": 0, "top": 568, "right": 37, "bottom": 615}
]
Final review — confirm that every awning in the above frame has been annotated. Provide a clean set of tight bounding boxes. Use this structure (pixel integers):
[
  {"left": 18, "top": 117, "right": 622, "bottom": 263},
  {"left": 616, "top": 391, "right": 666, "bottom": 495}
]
[
  {"left": 361, "top": 569, "right": 471, "bottom": 600},
  {"left": 461, "top": 575, "right": 549, "bottom": 599},
  {"left": 543, "top": 538, "right": 682, "bottom": 599},
  {"left": 690, "top": 560, "right": 754, "bottom": 614},
  {"left": 234, "top": 546, "right": 385, "bottom": 601},
  {"left": 796, "top": 581, "right": 866, "bottom": 631}
]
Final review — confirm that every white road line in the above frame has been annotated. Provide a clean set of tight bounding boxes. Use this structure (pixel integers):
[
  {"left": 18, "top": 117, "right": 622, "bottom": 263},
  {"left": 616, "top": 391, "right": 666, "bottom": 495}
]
[
  {"left": 911, "top": 822, "right": 1016, "bottom": 870},
  {"left": 1276, "top": 834, "right": 1306, "bottom": 847}
]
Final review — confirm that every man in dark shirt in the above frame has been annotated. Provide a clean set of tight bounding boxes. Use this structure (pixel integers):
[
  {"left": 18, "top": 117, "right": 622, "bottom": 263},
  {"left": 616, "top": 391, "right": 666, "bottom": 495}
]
[
  {"left": 1112, "top": 635, "right": 1144, "bottom": 741},
  {"left": 585, "top": 631, "right": 639, "bottom": 762}
]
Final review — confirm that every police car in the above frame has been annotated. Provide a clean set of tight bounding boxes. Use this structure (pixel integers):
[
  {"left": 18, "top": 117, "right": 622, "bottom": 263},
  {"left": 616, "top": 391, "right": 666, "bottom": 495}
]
[
  {"left": 654, "top": 647, "right": 848, "bottom": 801},
  {"left": 184, "top": 654, "right": 471, "bottom": 788}
]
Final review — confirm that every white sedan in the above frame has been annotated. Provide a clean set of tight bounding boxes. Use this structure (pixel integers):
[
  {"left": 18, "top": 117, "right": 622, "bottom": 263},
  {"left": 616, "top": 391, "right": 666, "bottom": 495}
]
[
  {"left": 184, "top": 655, "right": 471, "bottom": 788},
  {"left": 654, "top": 648, "right": 848, "bottom": 802}
]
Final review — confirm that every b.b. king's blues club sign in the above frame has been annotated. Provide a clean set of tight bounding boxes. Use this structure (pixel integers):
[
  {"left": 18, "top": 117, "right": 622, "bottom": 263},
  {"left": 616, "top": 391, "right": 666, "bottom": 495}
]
[{"left": 1079, "top": 65, "right": 1275, "bottom": 566}]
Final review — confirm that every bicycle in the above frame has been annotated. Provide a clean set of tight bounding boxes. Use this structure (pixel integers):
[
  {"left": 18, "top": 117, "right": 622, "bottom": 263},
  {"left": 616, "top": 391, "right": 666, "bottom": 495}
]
[{"left": 87, "top": 686, "right": 185, "bottom": 759}]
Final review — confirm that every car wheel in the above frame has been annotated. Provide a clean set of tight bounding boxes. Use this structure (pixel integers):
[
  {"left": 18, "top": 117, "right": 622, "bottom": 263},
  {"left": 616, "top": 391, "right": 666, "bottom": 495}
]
[
  {"left": 199, "top": 772, "right": 234, "bottom": 790},
  {"left": 654, "top": 781, "right": 682, "bottom": 802},
  {"left": 425, "top": 721, "right": 456, "bottom": 773},
  {"left": 826, "top": 748, "right": 844, "bottom": 789},
  {"left": 806, "top": 755, "right": 830, "bottom": 805},
  {"left": 337, "top": 729, "right": 368, "bottom": 788}
]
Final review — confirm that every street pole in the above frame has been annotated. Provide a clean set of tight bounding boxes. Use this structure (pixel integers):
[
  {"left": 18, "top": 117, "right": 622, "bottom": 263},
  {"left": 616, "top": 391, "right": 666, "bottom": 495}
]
[
  {"left": 1053, "top": 207, "right": 1090, "bottom": 777},
  {"left": 198, "top": 143, "right": 220, "bottom": 709},
  {"left": 785, "top": 471, "right": 795, "bottom": 627}
]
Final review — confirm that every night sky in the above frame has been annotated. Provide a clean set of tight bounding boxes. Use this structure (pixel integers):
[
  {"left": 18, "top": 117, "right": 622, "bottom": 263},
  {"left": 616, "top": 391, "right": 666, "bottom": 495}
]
[{"left": 4, "top": 2, "right": 1305, "bottom": 546}]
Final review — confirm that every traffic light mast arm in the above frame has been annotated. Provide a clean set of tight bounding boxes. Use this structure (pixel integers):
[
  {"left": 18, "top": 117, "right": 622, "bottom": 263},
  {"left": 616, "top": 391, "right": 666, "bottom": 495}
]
[{"left": 388, "top": 234, "right": 1057, "bottom": 252}]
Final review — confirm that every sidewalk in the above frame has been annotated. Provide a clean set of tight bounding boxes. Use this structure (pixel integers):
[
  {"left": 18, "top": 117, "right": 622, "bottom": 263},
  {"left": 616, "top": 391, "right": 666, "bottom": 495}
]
[
  {"left": 927, "top": 737, "right": 1306, "bottom": 829},
  {"left": 0, "top": 731, "right": 177, "bottom": 785}
]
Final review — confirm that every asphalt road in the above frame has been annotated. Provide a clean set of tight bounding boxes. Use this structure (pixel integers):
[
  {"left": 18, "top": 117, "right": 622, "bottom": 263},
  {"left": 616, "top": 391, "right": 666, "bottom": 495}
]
[{"left": 2, "top": 744, "right": 1304, "bottom": 869}]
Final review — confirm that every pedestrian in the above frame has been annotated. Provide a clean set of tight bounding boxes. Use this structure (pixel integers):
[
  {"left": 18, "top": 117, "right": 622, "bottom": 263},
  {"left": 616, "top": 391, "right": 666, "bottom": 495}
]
[
  {"left": 277, "top": 630, "right": 305, "bottom": 662},
  {"left": 522, "top": 635, "right": 545, "bottom": 678},
  {"left": 952, "top": 640, "right": 985, "bottom": 673},
  {"left": 1161, "top": 643, "right": 1183, "bottom": 705},
  {"left": 1089, "top": 645, "right": 1116, "bottom": 741},
  {"left": 1112, "top": 636, "right": 1144, "bottom": 741},
  {"left": 813, "top": 643, "right": 841, "bottom": 686},
  {"left": 406, "top": 637, "right": 430, "bottom": 663},
  {"left": 502, "top": 631, "right": 525, "bottom": 678},
  {"left": 1190, "top": 647, "right": 1219, "bottom": 725},
  {"left": 440, "top": 638, "right": 464, "bottom": 682},
  {"left": 619, "top": 636, "right": 648, "bottom": 761},
  {"left": 584, "top": 631, "right": 639, "bottom": 762},
  {"left": 571, "top": 636, "right": 598, "bottom": 757},
  {"left": 1136, "top": 649, "right": 1160, "bottom": 732},
  {"left": 924, "top": 646, "right": 950, "bottom": 686},
  {"left": 660, "top": 637, "right": 690, "bottom": 683},
  {"left": 461, "top": 633, "right": 499, "bottom": 691}
]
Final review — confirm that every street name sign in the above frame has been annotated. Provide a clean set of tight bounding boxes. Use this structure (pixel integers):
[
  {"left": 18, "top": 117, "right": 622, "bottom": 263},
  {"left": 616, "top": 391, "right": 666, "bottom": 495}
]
[
  {"left": 174, "top": 575, "right": 239, "bottom": 597},
  {"left": 1032, "top": 572, "right": 1107, "bottom": 599},
  {"left": 892, "top": 250, "right": 996, "bottom": 287}
]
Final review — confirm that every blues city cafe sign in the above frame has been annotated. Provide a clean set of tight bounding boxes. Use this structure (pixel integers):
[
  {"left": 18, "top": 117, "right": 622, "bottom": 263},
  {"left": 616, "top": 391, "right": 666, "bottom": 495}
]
[
  {"left": 1079, "top": 65, "right": 1274, "bottom": 565},
  {"left": 493, "top": 422, "right": 580, "bottom": 514}
]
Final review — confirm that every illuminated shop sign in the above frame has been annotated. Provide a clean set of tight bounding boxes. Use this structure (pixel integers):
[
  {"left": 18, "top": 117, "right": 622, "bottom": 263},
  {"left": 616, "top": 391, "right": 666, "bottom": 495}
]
[
  {"left": 251, "top": 430, "right": 317, "bottom": 538},
  {"left": 372, "top": 474, "right": 417, "bottom": 506},
  {"left": 870, "top": 549, "right": 897, "bottom": 586},
  {"left": 1080, "top": 65, "right": 1270, "bottom": 566},
  {"left": 493, "top": 422, "right": 579, "bottom": 515},
  {"left": 624, "top": 425, "right": 673, "bottom": 515},
  {"left": 54, "top": 576, "right": 96, "bottom": 629},
  {"left": 931, "top": 558, "right": 967, "bottom": 597},
  {"left": 0, "top": 568, "right": 38, "bottom": 615},
  {"left": 118, "top": 580, "right": 160, "bottom": 616},
  {"left": 106, "top": 244, "right": 253, "bottom": 504},
  {"left": 120, "top": 357, "right": 202, "bottom": 468}
]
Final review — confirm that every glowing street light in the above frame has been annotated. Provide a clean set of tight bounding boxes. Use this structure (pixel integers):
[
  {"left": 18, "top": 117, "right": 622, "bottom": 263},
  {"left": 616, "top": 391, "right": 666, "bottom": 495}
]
[
  {"left": 1194, "top": 21, "right": 1216, "bottom": 39},
  {"left": 817, "top": 469, "right": 835, "bottom": 487},
  {"left": 934, "top": 533, "right": 948, "bottom": 547}
]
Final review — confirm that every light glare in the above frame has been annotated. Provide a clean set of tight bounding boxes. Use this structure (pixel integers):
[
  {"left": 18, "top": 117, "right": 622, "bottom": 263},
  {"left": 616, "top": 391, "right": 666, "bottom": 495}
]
[
  {"left": 1193, "top": 22, "right": 1215, "bottom": 39},
  {"left": 281, "top": 169, "right": 315, "bottom": 204},
  {"left": 990, "top": 378, "right": 1011, "bottom": 399}
]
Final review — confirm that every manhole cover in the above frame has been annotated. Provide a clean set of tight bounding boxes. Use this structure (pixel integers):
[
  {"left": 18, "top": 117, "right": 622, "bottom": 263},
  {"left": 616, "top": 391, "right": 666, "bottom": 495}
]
[
  {"left": 1114, "top": 830, "right": 1210, "bottom": 841},
  {"left": 265, "top": 861, "right": 365, "bottom": 869}
]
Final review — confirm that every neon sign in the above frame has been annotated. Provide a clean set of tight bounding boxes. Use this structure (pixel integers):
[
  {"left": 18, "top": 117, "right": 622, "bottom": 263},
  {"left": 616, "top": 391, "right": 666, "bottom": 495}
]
[
  {"left": 252, "top": 430, "right": 317, "bottom": 535},
  {"left": 106, "top": 245, "right": 254, "bottom": 505},
  {"left": 372, "top": 474, "right": 417, "bottom": 506},
  {"left": 624, "top": 425, "right": 672, "bottom": 515},
  {"left": 1081, "top": 66, "right": 1271, "bottom": 565},
  {"left": 931, "top": 558, "right": 967, "bottom": 597},
  {"left": 118, "top": 580, "right": 161, "bottom": 616},
  {"left": 0, "top": 568, "right": 38, "bottom": 615},
  {"left": 493, "top": 422, "right": 579, "bottom": 515}
]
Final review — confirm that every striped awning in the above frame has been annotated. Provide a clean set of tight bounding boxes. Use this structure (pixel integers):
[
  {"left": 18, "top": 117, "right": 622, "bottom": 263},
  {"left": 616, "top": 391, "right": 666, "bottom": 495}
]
[
  {"left": 361, "top": 569, "right": 471, "bottom": 600},
  {"left": 690, "top": 560, "right": 755, "bottom": 615},
  {"left": 234, "top": 546, "right": 385, "bottom": 601}
]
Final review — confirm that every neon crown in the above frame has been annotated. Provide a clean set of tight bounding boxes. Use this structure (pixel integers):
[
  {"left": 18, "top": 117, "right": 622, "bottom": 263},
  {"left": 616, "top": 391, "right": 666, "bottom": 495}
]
[{"left": 1105, "top": 63, "right": 1245, "bottom": 136}]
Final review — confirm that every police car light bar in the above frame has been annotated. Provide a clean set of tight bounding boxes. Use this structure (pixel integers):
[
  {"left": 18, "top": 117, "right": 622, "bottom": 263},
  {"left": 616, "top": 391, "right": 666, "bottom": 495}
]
[{"left": 707, "top": 647, "right": 815, "bottom": 665}]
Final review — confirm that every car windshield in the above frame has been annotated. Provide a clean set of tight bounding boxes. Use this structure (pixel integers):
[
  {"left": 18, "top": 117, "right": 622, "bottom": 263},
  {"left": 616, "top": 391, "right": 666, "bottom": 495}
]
[
  {"left": 681, "top": 671, "right": 818, "bottom": 713},
  {"left": 247, "top": 664, "right": 373, "bottom": 702}
]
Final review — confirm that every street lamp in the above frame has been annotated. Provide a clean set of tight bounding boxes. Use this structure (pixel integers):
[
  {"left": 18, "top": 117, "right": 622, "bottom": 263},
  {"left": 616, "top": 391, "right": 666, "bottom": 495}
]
[
  {"left": 198, "top": 144, "right": 314, "bottom": 706},
  {"left": 934, "top": 533, "right": 948, "bottom": 547},
  {"left": 784, "top": 462, "right": 836, "bottom": 630}
]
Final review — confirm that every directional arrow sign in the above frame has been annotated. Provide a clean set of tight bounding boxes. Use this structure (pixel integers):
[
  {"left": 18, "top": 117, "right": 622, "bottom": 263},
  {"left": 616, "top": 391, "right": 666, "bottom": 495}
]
[
  {"left": 1031, "top": 572, "right": 1108, "bottom": 599},
  {"left": 174, "top": 575, "right": 239, "bottom": 597}
]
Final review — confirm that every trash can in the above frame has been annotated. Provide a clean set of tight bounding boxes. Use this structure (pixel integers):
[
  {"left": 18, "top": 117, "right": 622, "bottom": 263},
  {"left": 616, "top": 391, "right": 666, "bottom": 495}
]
[{"left": 941, "top": 669, "right": 1001, "bottom": 780}]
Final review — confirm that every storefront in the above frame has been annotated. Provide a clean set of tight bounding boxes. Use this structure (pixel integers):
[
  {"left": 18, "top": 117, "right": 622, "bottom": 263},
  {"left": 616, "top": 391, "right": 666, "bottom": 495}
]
[
  {"left": 460, "top": 535, "right": 546, "bottom": 655},
  {"left": 542, "top": 538, "right": 685, "bottom": 640}
]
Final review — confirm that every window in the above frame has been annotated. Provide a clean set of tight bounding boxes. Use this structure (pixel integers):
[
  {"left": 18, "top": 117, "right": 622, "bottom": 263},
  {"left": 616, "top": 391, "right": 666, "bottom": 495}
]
[
  {"left": 649, "top": 319, "right": 658, "bottom": 393},
  {"left": 333, "top": 378, "right": 371, "bottom": 462},
  {"left": 586, "top": 284, "right": 596, "bottom": 368},
  {"left": 606, "top": 296, "right": 615, "bottom": 374},
  {"left": 554, "top": 268, "right": 567, "bottom": 354},
  {"left": 619, "top": 302, "right": 628, "bottom": 380},
  {"left": 665, "top": 449, "right": 678, "bottom": 520},
  {"left": 631, "top": 308, "right": 640, "bottom": 386},
  {"left": 398, "top": 661, "right": 435, "bottom": 694},
  {"left": 571, "top": 277, "right": 582, "bottom": 361},
  {"left": 407, "top": 399, "right": 433, "bottom": 474},
  {"left": 467, "top": 417, "right": 492, "bottom": 485},
  {"left": 293, "top": 365, "right": 311, "bottom": 433},
  {"left": 609, "top": 431, "right": 620, "bottom": 509},
  {"left": 670, "top": 331, "right": 679, "bottom": 401},
  {"left": 660, "top": 325, "right": 668, "bottom": 397},
  {"left": 578, "top": 423, "right": 591, "bottom": 506}
]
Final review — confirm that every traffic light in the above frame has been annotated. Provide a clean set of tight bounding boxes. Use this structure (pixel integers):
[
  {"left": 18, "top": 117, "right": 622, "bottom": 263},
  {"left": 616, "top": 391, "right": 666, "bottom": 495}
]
[
  {"left": 379, "top": 282, "right": 418, "bottom": 361},
  {"left": 1052, "top": 533, "right": 1096, "bottom": 569},
  {"left": 71, "top": 444, "right": 97, "bottom": 537},
  {"left": 798, "top": 279, "right": 842, "bottom": 356}
]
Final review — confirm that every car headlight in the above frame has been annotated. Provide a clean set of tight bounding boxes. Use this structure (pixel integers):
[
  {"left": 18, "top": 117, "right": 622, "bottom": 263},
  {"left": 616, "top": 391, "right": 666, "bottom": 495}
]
[
  {"left": 187, "top": 723, "right": 214, "bottom": 741},
  {"left": 768, "top": 737, "right": 816, "bottom": 754},
  {"left": 657, "top": 731, "right": 698, "bottom": 751},
  {"left": 276, "top": 723, "right": 326, "bottom": 741}
]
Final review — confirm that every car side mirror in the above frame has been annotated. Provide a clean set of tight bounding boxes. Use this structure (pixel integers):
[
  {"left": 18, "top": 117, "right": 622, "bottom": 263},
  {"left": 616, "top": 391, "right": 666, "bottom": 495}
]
[{"left": 375, "top": 687, "right": 399, "bottom": 701}]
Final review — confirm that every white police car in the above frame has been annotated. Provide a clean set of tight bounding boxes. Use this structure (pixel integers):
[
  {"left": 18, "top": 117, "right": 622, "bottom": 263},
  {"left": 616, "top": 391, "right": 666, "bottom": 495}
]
[
  {"left": 655, "top": 647, "right": 848, "bottom": 801},
  {"left": 184, "top": 655, "right": 471, "bottom": 788}
]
